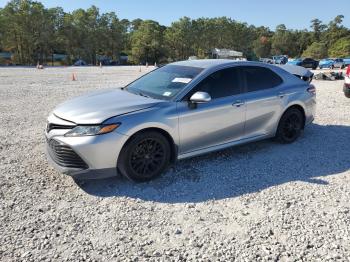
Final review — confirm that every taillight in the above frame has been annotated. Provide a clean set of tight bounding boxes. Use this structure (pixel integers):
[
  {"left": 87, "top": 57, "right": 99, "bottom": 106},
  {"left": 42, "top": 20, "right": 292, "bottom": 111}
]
[
  {"left": 307, "top": 84, "right": 316, "bottom": 95},
  {"left": 346, "top": 65, "right": 350, "bottom": 77}
]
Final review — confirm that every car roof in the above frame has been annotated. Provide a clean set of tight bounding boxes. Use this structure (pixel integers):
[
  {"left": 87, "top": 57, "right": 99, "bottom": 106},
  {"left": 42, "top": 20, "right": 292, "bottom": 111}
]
[
  {"left": 171, "top": 59, "right": 240, "bottom": 69},
  {"left": 170, "top": 59, "right": 312, "bottom": 78}
]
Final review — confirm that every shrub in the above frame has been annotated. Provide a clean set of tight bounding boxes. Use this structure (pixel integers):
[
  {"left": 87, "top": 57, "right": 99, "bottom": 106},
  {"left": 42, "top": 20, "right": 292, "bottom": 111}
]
[{"left": 328, "top": 37, "right": 350, "bottom": 58}]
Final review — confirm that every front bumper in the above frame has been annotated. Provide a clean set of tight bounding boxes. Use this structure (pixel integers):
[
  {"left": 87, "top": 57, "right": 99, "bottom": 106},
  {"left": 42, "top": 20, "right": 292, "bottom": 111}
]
[{"left": 45, "top": 130, "right": 129, "bottom": 179}]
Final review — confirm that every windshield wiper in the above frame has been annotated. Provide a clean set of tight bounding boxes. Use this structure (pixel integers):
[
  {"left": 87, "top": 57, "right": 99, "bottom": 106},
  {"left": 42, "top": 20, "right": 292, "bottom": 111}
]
[{"left": 138, "top": 92, "right": 151, "bottom": 98}]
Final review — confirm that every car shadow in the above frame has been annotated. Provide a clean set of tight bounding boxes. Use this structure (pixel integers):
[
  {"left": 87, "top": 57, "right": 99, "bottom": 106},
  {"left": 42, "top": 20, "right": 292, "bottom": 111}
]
[{"left": 76, "top": 124, "right": 350, "bottom": 203}]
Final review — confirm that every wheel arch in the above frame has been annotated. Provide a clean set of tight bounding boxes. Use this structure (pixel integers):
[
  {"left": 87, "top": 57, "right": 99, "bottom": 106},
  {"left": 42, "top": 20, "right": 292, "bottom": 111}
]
[
  {"left": 117, "top": 127, "right": 178, "bottom": 167},
  {"left": 278, "top": 103, "right": 306, "bottom": 131}
]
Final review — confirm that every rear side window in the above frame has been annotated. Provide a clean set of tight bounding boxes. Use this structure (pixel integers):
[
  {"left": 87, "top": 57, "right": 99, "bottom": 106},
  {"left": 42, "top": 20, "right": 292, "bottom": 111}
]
[
  {"left": 241, "top": 66, "right": 283, "bottom": 92},
  {"left": 186, "top": 67, "right": 241, "bottom": 100}
]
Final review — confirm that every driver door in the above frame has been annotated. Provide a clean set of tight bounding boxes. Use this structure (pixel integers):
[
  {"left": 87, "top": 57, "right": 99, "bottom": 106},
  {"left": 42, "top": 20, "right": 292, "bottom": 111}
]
[{"left": 177, "top": 67, "right": 246, "bottom": 155}]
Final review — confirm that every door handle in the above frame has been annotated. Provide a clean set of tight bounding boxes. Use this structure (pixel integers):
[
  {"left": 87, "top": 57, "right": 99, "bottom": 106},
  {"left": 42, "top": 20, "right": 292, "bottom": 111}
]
[
  {"left": 232, "top": 100, "right": 245, "bottom": 107},
  {"left": 278, "top": 92, "right": 285, "bottom": 98}
]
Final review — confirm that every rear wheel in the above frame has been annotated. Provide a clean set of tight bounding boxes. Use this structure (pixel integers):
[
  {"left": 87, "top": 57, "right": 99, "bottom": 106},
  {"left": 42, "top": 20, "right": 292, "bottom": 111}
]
[
  {"left": 275, "top": 108, "right": 304, "bottom": 144},
  {"left": 118, "top": 131, "right": 171, "bottom": 182}
]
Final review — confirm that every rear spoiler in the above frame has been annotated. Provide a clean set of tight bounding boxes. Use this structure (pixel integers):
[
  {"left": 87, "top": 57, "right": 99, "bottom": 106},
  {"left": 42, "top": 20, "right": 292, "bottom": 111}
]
[{"left": 277, "top": 64, "right": 314, "bottom": 83}]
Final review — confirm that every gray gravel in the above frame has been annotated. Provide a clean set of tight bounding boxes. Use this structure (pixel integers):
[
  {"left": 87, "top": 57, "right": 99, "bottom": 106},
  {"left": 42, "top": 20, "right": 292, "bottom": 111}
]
[{"left": 0, "top": 66, "right": 350, "bottom": 261}]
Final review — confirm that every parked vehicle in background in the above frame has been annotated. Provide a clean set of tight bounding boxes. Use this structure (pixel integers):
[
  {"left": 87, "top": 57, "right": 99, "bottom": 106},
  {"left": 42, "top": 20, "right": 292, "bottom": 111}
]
[
  {"left": 333, "top": 58, "right": 346, "bottom": 69},
  {"left": 259, "top": 58, "right": 274, "bottom": 64},
  {"left": 45, "top": 59, "right": 316, "bottom": 181},
  {"left": 343, "top": 58, "right": 350, "bottom": 66},
  {"left": 344, "top": 66, "right": 350, "bottom": 98},
  {"left": 73, "top": 59, "right": 87, "bottom": 66},
  {"left": 272, "top": 55, "right": 288, "bottom": 65},
  {"left": 287, "top": 58, "right": 319, "bottom": 70},
  {"left": 319, "top": 58, "right": 335, "bottom": 69},
  {"left": 287, "top": 58, "right": 302, "bottom": 66}
]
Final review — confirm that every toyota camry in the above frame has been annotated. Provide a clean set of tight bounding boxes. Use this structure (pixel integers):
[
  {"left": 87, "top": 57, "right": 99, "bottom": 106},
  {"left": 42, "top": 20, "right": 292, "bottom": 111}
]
[{"left": 45, "top": 60, "right": 316, "bottom": 181}]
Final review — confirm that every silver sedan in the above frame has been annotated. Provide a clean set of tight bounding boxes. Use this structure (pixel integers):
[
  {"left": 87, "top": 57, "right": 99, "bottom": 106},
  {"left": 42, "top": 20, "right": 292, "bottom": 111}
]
[{"left": 45, "top": 60, "right": 316, "bottom": 181}]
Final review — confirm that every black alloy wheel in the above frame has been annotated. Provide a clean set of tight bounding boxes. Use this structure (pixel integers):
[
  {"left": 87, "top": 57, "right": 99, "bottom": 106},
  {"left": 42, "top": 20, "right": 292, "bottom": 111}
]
[
  {"left": 276, "top": 108, "right": 304, "bottom": 144},
  {"left": 118, "top": 131, "right": 170, "bottom": 182}
]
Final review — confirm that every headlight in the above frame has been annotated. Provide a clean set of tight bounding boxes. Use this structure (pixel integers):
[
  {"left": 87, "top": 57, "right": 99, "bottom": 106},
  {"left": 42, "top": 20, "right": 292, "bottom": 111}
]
[{"left": 64, "top": 123, "right": 120, "bottom": 137}]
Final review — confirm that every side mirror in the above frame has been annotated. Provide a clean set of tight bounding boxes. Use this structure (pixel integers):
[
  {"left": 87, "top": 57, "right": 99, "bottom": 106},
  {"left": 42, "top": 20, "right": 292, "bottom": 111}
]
[{"left": 190, "top": 91, "right": 211, "bottom": 103}]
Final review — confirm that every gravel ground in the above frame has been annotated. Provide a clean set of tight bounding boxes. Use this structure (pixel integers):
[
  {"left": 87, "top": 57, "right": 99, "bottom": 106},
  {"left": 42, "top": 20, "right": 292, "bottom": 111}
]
[{"left": 0, "top": 66, "right": 349, "bottom": 261}]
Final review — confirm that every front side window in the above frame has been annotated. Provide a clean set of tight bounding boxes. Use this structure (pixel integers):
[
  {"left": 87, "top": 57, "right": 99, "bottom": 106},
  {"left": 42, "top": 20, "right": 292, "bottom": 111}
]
[
  {"left": 185, "top": 67, "right": 241, "bottom": 100},
  {"left": 241, "top": 66, "right": 283, "bottom": 92},
  {"left": 126, "top": 65, "right": 203, "bottom": 100}
]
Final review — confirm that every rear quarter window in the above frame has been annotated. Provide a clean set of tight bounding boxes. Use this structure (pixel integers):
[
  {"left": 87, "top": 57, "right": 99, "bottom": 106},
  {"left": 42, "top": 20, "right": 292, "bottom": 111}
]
[{"left": 242, "top": 66, "right": 283, "bottom": 92}]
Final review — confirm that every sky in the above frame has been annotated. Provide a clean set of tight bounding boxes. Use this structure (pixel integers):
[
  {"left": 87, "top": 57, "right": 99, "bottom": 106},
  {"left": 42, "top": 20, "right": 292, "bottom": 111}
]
[{"left": 0, "top": 0, "right": 349, "bottom": 30}]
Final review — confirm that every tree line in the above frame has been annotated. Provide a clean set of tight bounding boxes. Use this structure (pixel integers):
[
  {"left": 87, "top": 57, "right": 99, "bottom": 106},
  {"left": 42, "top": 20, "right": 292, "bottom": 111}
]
[{"left": 0, "top": 0, "right": 349, "bottom": 65}]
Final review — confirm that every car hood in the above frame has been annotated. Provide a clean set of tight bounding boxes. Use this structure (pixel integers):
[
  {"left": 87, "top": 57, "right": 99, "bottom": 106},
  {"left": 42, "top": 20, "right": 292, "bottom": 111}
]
[
  {"left": 53, "top": 89, "right": 162, "bottom": 124},
  {"left": 277, "top": 64, "right": 314, "bottom": 82}
]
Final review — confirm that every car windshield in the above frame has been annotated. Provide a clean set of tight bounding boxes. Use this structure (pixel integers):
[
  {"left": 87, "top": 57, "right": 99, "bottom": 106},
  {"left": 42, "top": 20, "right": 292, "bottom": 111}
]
[{"left": 126, "top": 65, "right": 203, "bottom": 100}]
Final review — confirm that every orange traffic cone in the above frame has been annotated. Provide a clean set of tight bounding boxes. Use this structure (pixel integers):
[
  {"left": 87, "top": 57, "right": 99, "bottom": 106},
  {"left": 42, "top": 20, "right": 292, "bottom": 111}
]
[{"left": 71, "top": 73, "right": 76, "bottom": 81}]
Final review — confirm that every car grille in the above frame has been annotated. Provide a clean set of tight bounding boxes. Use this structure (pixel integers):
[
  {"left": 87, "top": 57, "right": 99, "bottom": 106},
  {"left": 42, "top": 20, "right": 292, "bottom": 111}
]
[
  {"left": 48, "top": 139, "right": 88, "bottom": 169},
  {"left": 47, "top": 123, "right": 75, "bottom": 133}
]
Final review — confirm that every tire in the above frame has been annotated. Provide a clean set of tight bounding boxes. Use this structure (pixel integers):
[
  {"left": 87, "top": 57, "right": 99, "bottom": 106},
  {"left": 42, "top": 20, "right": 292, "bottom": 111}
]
[
  {"left": 344, "top": 85, "right": 350, "bottom": 98},
  {"left": 275, "top": 108, "right": 304, "bottom": 144},
  {"left": 118, "top": 131, "right": 171, "bottom": 182}
]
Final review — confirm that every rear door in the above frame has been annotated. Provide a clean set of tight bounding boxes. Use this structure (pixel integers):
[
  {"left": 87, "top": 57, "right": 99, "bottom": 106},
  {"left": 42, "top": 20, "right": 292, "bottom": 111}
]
[{"left": 239, "top": 66, "right": 285, "bottom": 139}]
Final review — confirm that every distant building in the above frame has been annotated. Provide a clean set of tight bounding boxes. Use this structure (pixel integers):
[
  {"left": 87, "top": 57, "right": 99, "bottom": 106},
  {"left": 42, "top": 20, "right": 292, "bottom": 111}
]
[
  {"left": 211, "top": 48, "right": 244, "bottom": 60},
  {"left": 188, "top": 56, "right": 198, "bottom": 60},
  {"left": 119, "top": 53, "right": 128, "bottom": 65},
  {"left": 0, "top": 52, "right": 12, "bottom": 65},
  {"left": 0, "top": 52, "right": 12, "bottom": 60}
]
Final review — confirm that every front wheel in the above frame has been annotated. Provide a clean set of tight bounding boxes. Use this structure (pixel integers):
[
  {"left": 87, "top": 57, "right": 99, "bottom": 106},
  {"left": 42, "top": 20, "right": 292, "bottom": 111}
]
[
  {"left": 275, "top": 108, "right": 304, "bottom": 144},
  {"left": 118, "top": 131, "right": 171, "bottom": 182}
]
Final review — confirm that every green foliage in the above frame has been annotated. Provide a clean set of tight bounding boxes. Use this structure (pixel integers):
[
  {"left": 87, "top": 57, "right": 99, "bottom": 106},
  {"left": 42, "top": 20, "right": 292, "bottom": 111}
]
[
  {"left": 0, "top": 57, "right": 7, "bottom": 65},
  {"left": 253, "top": 36, "right": 271, "bottom": 58},
  {"left": 165, "top": 17, "right": 259, "bottom": 61},
  {"left": 322, "top": 15, "right": 349, "bottom": 48},
  {"left": 271, "top": 24, "right": 298, "bottom": 57},
  {"left": 328, "top": 37, "right": 350, "bottom": 57},
  {"left": 130, "top": 20, "right": 165, "bottom": 64},
  {"left": 302, "top": 42, "right": 328, "bottom": 59},
  {"left": 0, "top": 1, "right": 349, "bottom": 64},
  {"left": 310, "top": 18, "right": 326, "bottom": 41}
]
